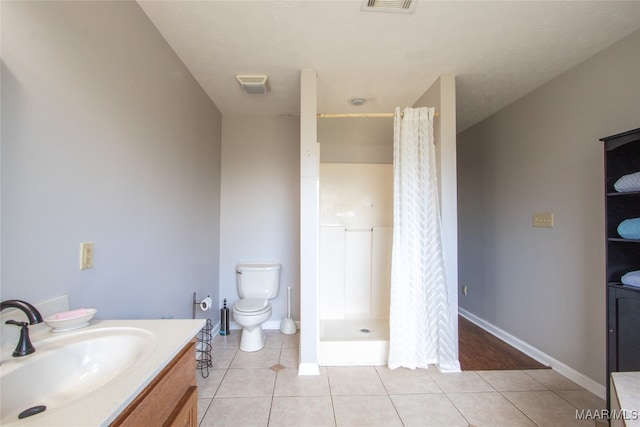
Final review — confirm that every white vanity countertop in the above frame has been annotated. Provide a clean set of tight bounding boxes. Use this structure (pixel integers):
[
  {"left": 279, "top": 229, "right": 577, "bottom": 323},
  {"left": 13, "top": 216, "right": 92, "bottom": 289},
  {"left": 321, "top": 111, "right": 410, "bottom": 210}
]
[
  {"left": 0, "top": 318, "right": 205, "bottom": 427},
  {"left": 611, "top": 371, "right": 640, "bottom": 427}
]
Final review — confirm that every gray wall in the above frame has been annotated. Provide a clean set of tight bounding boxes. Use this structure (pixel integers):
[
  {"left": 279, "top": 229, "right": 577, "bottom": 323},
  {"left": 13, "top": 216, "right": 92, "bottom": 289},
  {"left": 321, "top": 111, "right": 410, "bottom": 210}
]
[
  {"left": 319, "top": 118, "right": 393, "bottom": 164},
  {"left": 219, "top": 114, "right": 300, "bottom": 325},
  {"left": 1, "top": 1, "right": 222, "bottom": 319},
  {"left": 457, "top": 31, "right": 640, "bottom": 386}
]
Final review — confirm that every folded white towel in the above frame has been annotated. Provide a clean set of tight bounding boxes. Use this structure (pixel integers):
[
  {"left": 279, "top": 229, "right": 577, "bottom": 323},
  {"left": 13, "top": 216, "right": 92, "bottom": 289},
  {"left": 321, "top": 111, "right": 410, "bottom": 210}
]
[
  {"left": 621, "top": 270, "right": 640, "bottom": 288},
  {"left": 614, "top": 171, "right": 640, "bottom": 192}
]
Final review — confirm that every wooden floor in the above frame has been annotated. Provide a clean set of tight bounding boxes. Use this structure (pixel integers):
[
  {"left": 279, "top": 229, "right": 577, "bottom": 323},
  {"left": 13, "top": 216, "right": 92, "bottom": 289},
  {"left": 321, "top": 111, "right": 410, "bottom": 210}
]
[{"left": 458, "top": 315, "right": 548, "bottom": 371}]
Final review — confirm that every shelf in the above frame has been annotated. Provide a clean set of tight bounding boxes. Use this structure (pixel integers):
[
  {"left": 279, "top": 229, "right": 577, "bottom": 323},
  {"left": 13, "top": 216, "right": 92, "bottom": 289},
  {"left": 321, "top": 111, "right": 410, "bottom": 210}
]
[
  {"left": 608, "top": 238, "right": 640, "bottom": 243},
  {"left": 609, "top": 281, "right": 640, "bottom": 287},
  {"left": 603, "top": 128, "right": 640, "bottom": 411},
  {"left": 607, "top": 282, "right": 640, "bottom": 290},
  {"left": 607, "top": 190, "right": 640, "bottom": 197}
]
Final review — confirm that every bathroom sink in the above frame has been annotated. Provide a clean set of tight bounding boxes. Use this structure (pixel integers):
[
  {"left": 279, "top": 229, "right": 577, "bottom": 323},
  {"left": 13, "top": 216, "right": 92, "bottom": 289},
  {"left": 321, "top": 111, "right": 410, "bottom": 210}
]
[{"left": 0, "top": 327, "right": 156, "bottom": 424}]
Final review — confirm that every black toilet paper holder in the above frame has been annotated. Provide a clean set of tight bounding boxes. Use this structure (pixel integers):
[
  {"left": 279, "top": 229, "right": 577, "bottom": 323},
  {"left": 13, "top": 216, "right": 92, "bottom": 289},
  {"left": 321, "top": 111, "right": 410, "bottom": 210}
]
[{"left": 192, "top": 292, "right": 213, "bottom": 378}]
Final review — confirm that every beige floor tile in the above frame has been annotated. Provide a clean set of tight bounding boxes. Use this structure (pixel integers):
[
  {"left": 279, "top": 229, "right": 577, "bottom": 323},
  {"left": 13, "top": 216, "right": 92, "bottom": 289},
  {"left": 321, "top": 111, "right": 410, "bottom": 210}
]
[
  {"left": 197, "top": 398, "right": 212, "bottom": 425},
  {"left": 281, "top": 331, "right": 299, "bottom": 347},
  {"left": 279, "top": 347, "right": 299, "bottom": 368},
  {"left": 211, "top": 347, "right": 238, "bottom": 369},
  {"left": 430, "top": 371, "right": 495, "bottom": 393},
  {"left": 476, "top": 370, "right": 548, "bottom": 391},
  {"left": 523, "top": 369, "right": 583, "bottom": 390},
  {"left": 197, "top": 369, "right": 227, "bottom": 398},
  {"left": 230, "top": 347, "right": 281, "bottom": 368},
  {"left": 328, "top": 366, "right": 387, "bottom": 395},
  {"left": 448, "top": 391, "right": 536, "bottom": 427},
  {"left": 200, "top": 338, "right": 600, "bottom": 427},
  {"left": 376, "top": 366, "right": 442, "bottom": 394},
  {"left": 503, "top": 390, "right": 594, "bottom": 426},
  {"left": 269, "top": 396, "right": 336, "bottom": 427},
  {"left": 274, "top": 367, "right": 331, "bottom": 396},
  {"left": 216, "top": 368, "right": 276, "bottom": 397},
  {"left": 390, "top": 394, "right": 469, "bottom": 427},
  {"left": 425, "top": 364, "right": 442, "bottom": 373},
  {"left": 200, "top": 397, "right": 271, "bottom": 427},
  {"left": 263, "top": 329, "right": 284, "bottom": 348},
  {"left": 213, "top": 332, "right": 241, "bottom": 348},
  {"left": 555, "top": 389, "right": 607, "bottom": 412},
  {"left": 333, "top": 395, "right": 403, "bottom": 427}
]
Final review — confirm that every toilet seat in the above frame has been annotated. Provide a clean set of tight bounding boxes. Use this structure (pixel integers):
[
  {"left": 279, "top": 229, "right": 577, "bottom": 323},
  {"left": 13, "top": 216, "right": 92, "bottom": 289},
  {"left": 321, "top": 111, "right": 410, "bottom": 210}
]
[{"left": 233, "top": 298, "right": 270, "bottom": 315}]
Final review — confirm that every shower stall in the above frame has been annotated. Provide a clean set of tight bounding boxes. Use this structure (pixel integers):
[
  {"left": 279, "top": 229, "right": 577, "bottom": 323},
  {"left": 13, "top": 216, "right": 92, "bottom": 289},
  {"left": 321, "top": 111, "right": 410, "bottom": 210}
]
[
  {"left": 318, "top": 162, "right": 392, "bottom": 365},
  {"left": 301, "top": 74, "right": 459, "bottom": 373}
]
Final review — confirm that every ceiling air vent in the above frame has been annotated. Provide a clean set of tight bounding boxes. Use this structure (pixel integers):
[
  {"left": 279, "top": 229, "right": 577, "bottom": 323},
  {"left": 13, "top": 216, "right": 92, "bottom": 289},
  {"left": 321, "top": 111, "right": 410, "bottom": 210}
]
[
  {"left": 236, "top": 75, "right": 270, "bottom": 94},
  {"left": 361, "top": 0, "right": 415, "bottom": 13}
]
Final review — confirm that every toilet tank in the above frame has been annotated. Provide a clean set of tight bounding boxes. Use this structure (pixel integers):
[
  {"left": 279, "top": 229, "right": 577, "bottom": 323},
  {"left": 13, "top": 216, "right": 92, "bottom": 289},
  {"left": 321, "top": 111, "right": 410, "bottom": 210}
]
[{"left": 236, "top": 263, "right": 281, "bottom": 299}]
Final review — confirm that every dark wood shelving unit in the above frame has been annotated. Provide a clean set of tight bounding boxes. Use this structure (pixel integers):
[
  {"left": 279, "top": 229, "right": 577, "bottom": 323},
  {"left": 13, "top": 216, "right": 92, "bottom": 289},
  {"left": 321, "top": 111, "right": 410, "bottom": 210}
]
[{"left": 601, "top": 127, "right": 640, "bottom": 409}]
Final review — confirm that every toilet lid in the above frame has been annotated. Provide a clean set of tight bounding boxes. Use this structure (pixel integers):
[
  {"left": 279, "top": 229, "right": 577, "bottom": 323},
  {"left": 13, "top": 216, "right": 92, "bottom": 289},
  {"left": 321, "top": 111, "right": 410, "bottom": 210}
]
[{"left": 234, "top": 298, "right": 270, "bottom": 313}]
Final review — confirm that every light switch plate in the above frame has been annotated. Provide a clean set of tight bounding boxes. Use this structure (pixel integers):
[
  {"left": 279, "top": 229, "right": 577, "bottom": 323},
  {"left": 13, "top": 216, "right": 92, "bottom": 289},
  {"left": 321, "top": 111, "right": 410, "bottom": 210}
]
[
  {"left": 80, "top": 242, "right": 94, "bottom": 270},
  {"left": 533, "top": 212, "right": 553, "bottom": 228}
]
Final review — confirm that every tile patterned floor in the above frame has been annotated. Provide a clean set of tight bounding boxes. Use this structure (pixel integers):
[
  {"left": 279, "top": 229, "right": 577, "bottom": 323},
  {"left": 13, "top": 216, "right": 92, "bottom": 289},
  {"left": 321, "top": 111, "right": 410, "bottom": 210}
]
[{"left": 196, "top": 330, "right": 607, "bottom": 427}]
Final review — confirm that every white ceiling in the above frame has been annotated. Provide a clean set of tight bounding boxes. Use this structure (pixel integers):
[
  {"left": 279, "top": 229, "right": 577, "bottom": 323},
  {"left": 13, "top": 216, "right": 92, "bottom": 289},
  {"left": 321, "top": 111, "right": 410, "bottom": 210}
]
[{"left": 138, "top": 1, "right": 640, "bottom": 131}]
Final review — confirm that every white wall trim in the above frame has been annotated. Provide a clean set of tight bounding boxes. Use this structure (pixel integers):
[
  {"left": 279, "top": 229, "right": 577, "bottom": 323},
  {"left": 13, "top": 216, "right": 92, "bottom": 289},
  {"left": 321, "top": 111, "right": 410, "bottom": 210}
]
[
  {"left": 263, "top": 320, "right": 282, "bottom": 330},
  {"left": 211, "top": 321, "right": 221, "bottom": 337},
  {"left": 228, "top": 319, "right": 299, "bottom": 331},
  {"left": 298, "top": 362, "right": 320, "bottom": 376},
  {"left": 459, "top": 308, "right": 606, "bottom": 399},
  {"left": 299, "top": 68, "right": 320, "bottom": 375}
]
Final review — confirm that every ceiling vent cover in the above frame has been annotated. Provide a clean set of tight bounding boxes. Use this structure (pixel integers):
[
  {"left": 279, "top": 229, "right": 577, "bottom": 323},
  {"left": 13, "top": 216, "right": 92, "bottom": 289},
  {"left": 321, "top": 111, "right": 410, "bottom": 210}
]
[
  {"left": 362, "top": 0, "right": 415, "bottom": 13},
  {"left": 236, "top": 75, "right": 270, "bottom": 94}
]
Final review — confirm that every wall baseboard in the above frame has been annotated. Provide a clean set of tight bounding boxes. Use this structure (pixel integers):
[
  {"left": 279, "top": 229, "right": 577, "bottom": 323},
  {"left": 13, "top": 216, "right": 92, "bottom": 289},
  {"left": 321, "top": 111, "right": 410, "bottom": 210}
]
[
  {"left": 298, "top": 362, "right": 320, "bottom": 376},
  {"left": 210, "top": 320, "right": 221, "bottom": 336},
  {"left": 459, "top": 308, "right": 606, "bottom": 400},
  {"left": 228, "top": 319, "right": 300, "bottom": 331}
]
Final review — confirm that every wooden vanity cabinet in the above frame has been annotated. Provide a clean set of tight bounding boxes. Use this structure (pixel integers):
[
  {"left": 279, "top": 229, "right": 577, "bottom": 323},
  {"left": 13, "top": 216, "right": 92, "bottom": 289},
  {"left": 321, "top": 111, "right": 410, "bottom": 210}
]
[{"left": 110, "top": 340, "right": 197, "bottom": 427}]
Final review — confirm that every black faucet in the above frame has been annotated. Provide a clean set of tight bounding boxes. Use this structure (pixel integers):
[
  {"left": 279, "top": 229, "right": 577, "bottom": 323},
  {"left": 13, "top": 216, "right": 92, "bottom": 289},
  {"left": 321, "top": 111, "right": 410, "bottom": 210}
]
[{"left": 1, "top": 300, "right": 44, "bottom": 357}]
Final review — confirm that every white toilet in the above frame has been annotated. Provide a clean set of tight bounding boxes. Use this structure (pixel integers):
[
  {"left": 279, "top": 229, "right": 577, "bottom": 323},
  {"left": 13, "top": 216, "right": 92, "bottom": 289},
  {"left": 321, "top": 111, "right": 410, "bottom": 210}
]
[{"left": 233, "top": 263, "right": 281, "bottom": 352}]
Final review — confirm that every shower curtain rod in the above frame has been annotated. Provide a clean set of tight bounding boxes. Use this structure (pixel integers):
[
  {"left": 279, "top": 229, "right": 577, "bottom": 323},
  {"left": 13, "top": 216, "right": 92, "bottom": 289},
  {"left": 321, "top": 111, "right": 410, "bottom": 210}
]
[{"left": 316, "top": 111, "right": 440, "bottom": 119}]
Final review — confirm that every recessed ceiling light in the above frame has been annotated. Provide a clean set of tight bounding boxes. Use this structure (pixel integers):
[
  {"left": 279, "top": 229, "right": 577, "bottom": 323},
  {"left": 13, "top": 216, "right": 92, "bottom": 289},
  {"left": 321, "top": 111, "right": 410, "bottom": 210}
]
[{"left": 348, "top": 97, "right": 367, "bottom": 106}]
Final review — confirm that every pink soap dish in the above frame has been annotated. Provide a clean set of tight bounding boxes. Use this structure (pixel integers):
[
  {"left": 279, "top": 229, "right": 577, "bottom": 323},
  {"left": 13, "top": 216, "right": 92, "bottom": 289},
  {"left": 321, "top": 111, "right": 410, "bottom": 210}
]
[{"left": 44, "top": 308, "right": 97, "bottom": 332}]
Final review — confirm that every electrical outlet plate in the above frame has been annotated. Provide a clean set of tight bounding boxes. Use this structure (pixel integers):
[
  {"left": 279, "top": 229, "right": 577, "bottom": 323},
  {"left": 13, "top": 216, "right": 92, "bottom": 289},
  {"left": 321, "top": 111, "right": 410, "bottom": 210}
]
[
  {"left": 532, "top": 212, "right": 554, "bottom": 228},
  {"left": 80, "top": 242, "right": 94, "bottom": 270}
]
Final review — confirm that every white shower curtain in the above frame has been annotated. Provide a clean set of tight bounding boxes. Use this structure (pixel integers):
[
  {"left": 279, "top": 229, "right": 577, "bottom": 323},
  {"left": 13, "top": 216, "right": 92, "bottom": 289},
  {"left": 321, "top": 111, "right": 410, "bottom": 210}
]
[{"left": 388, "top": 107, "right": 459, "bottom": 372}]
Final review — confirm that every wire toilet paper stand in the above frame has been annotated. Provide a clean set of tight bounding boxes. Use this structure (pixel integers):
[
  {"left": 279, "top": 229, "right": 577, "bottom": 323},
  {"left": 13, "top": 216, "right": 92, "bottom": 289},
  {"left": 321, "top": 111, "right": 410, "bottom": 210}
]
[{"left": 193, "top": 292, "right": 213, "bottom": 378}]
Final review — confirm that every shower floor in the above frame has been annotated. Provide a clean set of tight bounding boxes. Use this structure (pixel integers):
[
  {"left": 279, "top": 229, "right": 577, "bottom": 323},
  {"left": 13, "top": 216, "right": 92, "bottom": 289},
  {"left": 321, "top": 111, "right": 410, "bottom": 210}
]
[
  {"left": 320, "top": 318, "right": 389, "bottom": 341},
  {"left": 319, "top": 318, "right": 389, "bottom": 365}
]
